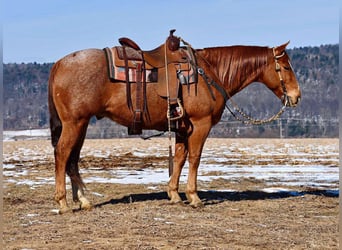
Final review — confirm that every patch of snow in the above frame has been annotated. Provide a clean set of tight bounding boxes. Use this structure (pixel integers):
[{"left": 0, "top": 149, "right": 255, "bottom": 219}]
[
  {"left": 27, "top": 213, "right": 40, "bottom": 217},
  {"left": 50, "top": 209, "right": 60, "bottom": 215},
  {"left": 3, "top": 129, "right": 50, "bottom": 141},
  {"left": 3, "top": 139, "right": 339, "bottom": 190},
  {"left": 91, "top": 192, "right": 105, "bottom": 197}
]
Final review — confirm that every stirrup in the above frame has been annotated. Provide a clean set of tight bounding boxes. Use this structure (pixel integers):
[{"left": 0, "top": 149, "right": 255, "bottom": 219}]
[{"left": 167, "top": 98, "right": 184, "bottom": 121}]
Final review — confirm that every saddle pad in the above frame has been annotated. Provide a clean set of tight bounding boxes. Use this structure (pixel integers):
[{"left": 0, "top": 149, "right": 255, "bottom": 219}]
[
  {"left": 103, "top": 47, "right": 157, "bottom": 82},
  {"left": 114, "top": 66, "right": 158, "bottom": 83}
]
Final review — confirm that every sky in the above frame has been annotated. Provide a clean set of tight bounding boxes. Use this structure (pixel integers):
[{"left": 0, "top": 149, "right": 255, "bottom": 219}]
[{"left": 2, "top": 0, "right": 339, "bottom": 63}]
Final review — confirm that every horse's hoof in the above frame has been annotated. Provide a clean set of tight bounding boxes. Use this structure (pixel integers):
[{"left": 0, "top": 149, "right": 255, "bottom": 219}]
[
  {"left": 80, "top": 202, "right": 93, "bottom": 211},
  {"left": 169, "top": 196, "right": 183, "bottom": 204},
  {"left": 189, "top": 200, "right": 204, "bottom": 208},
  {"left": 58, "top": 206, "right": 73, "bottom": 214},
  {"left": 79, "top": 196, "right": 92, "bottom": 210},
  {"left": 167, "top": 190, "right": 182, "bottom": 204},
  {"left": 169, "top": 200, "right": 185, "bottom": 206}
]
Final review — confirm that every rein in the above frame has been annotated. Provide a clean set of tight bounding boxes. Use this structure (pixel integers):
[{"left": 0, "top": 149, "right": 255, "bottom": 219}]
[{"left": 196, "top": 45, "right": 289, "bottom": 125}]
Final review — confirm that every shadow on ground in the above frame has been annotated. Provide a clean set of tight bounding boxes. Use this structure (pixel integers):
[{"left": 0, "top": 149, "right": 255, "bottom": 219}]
[{"left": 95, "top": 189, "right": 339, "bottom": 208}]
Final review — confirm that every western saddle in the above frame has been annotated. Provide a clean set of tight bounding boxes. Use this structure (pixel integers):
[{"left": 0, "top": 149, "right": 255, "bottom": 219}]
[{"left": 103, "top": 29, "right": 197, "bottom": 135}]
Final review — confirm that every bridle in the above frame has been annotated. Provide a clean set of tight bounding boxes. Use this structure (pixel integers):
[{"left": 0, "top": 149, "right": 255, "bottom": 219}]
[
  {"left": 198, "top": 46, "right": 290, "bottom": 125},
  {"left": 273, "top": 48, "right": 290, "bottom": 108}
]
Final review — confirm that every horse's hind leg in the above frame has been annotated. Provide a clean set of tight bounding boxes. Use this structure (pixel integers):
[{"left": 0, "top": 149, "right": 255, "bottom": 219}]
[
  {"left": 54, "top": 119, "right": 89, "bottom": 213},
  {"left": 67, "top": 123, "right": 92, "bottom": 211}
]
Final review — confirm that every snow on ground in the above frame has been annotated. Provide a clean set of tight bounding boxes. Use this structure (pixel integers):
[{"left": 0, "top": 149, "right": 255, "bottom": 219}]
[
  {"left": 2, "top": 134, "right": 339, "bottom": 193},
  {"left": 3, "top": 129, "right": 50, "bottom": 141}
]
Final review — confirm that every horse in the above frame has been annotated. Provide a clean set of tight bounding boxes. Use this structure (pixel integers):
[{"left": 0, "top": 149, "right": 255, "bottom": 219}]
[{"left": 48, "top": 39, "right": 301, "bottom": 213}]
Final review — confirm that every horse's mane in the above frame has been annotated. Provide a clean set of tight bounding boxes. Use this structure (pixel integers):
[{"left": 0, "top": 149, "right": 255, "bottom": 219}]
[{"left": 198, "top": 46, "right": 270, "bottom": 91}]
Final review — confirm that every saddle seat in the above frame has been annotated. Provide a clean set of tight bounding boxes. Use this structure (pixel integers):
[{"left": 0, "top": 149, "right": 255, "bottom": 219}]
[{"left": 118, "top": 37, "right": 188, "bottom": 68}]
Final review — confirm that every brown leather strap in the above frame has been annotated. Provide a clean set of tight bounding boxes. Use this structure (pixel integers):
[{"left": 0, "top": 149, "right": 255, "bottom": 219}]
[
  {"left": 140, "top": 53, "right": 148, "bottom": 121},
  {"left": 122, "top": 46, "right": 132, "bottom": 110},
  {"left": 131, "top": 63, "right": 142, "bottom": 134},
  {"left": 135, "top": 63, "right": 142, "bottom": 114}
]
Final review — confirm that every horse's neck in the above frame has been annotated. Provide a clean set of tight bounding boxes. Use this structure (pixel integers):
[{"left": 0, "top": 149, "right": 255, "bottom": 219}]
[
  {"left": 228, "top": 67, "right": 263, "bottom": 96},
  {"left": 198, "top": 46, "right": 269, "bottom": 96}
]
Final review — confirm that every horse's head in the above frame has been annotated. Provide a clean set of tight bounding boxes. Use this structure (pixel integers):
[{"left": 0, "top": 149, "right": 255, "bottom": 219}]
[{"left": 261, "top": 41, "right": 301, "bottom": 107}]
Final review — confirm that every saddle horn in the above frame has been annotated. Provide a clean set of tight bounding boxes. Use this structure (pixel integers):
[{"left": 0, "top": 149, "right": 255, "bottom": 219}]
[{"left": 167, "top": 29, "right": 180, "bottom": 51}]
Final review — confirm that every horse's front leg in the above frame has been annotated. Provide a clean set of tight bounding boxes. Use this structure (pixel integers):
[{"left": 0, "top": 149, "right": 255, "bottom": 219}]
[
  {"left": 168, "top": 132, "right": 188, "bottom": 204},
  {"left": 186, "top": 119, "right": 211, "bottom": 208}
]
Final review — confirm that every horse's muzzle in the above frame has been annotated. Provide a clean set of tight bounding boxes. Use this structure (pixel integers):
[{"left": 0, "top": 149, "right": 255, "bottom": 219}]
[{"left": 285, "top": 95, "right": 301, "bottom": 107}]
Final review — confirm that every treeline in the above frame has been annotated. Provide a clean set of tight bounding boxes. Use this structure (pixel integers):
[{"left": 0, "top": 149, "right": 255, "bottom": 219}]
[
  {"left": 3, "top": 44, "right": 339, "bottom": 138},
  {"left": 4, "top": 62, "right": 52, "bottom": 128}
]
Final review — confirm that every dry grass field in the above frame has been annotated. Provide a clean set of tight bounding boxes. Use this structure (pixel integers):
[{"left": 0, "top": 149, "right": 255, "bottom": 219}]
[{"left": 3, "top": 138, "right": 339, "bottom": 249}]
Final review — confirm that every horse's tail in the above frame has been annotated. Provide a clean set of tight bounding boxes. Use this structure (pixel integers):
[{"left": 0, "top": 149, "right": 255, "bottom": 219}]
[{"left": 48, "top": 62, "right": 62, "bottom": 148}]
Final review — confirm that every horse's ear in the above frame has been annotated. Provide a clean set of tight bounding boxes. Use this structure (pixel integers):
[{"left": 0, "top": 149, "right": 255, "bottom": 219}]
[{"left": 274, "top": 41, "right": 290, "bottom": 54}]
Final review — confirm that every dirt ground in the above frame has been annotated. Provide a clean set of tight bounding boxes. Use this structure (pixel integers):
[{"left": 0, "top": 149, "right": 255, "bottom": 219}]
[{"left": 3, "top": 138, "right": 339, "bottom": 249}]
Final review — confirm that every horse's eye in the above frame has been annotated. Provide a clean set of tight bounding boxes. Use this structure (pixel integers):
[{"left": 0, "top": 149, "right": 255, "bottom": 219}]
[{"left": 283, "top": 66, "right": 290, "bottom": 71}]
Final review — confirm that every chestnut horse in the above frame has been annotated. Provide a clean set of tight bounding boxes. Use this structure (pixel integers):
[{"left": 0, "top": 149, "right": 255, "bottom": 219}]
[{"left": 48, "top": 41, "right": 300, "bottom": 213}]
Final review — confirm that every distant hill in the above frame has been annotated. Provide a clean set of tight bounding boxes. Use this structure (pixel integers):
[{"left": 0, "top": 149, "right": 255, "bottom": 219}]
[{"left": 3, "top": 44, "right": 339, "bottom": 138}]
